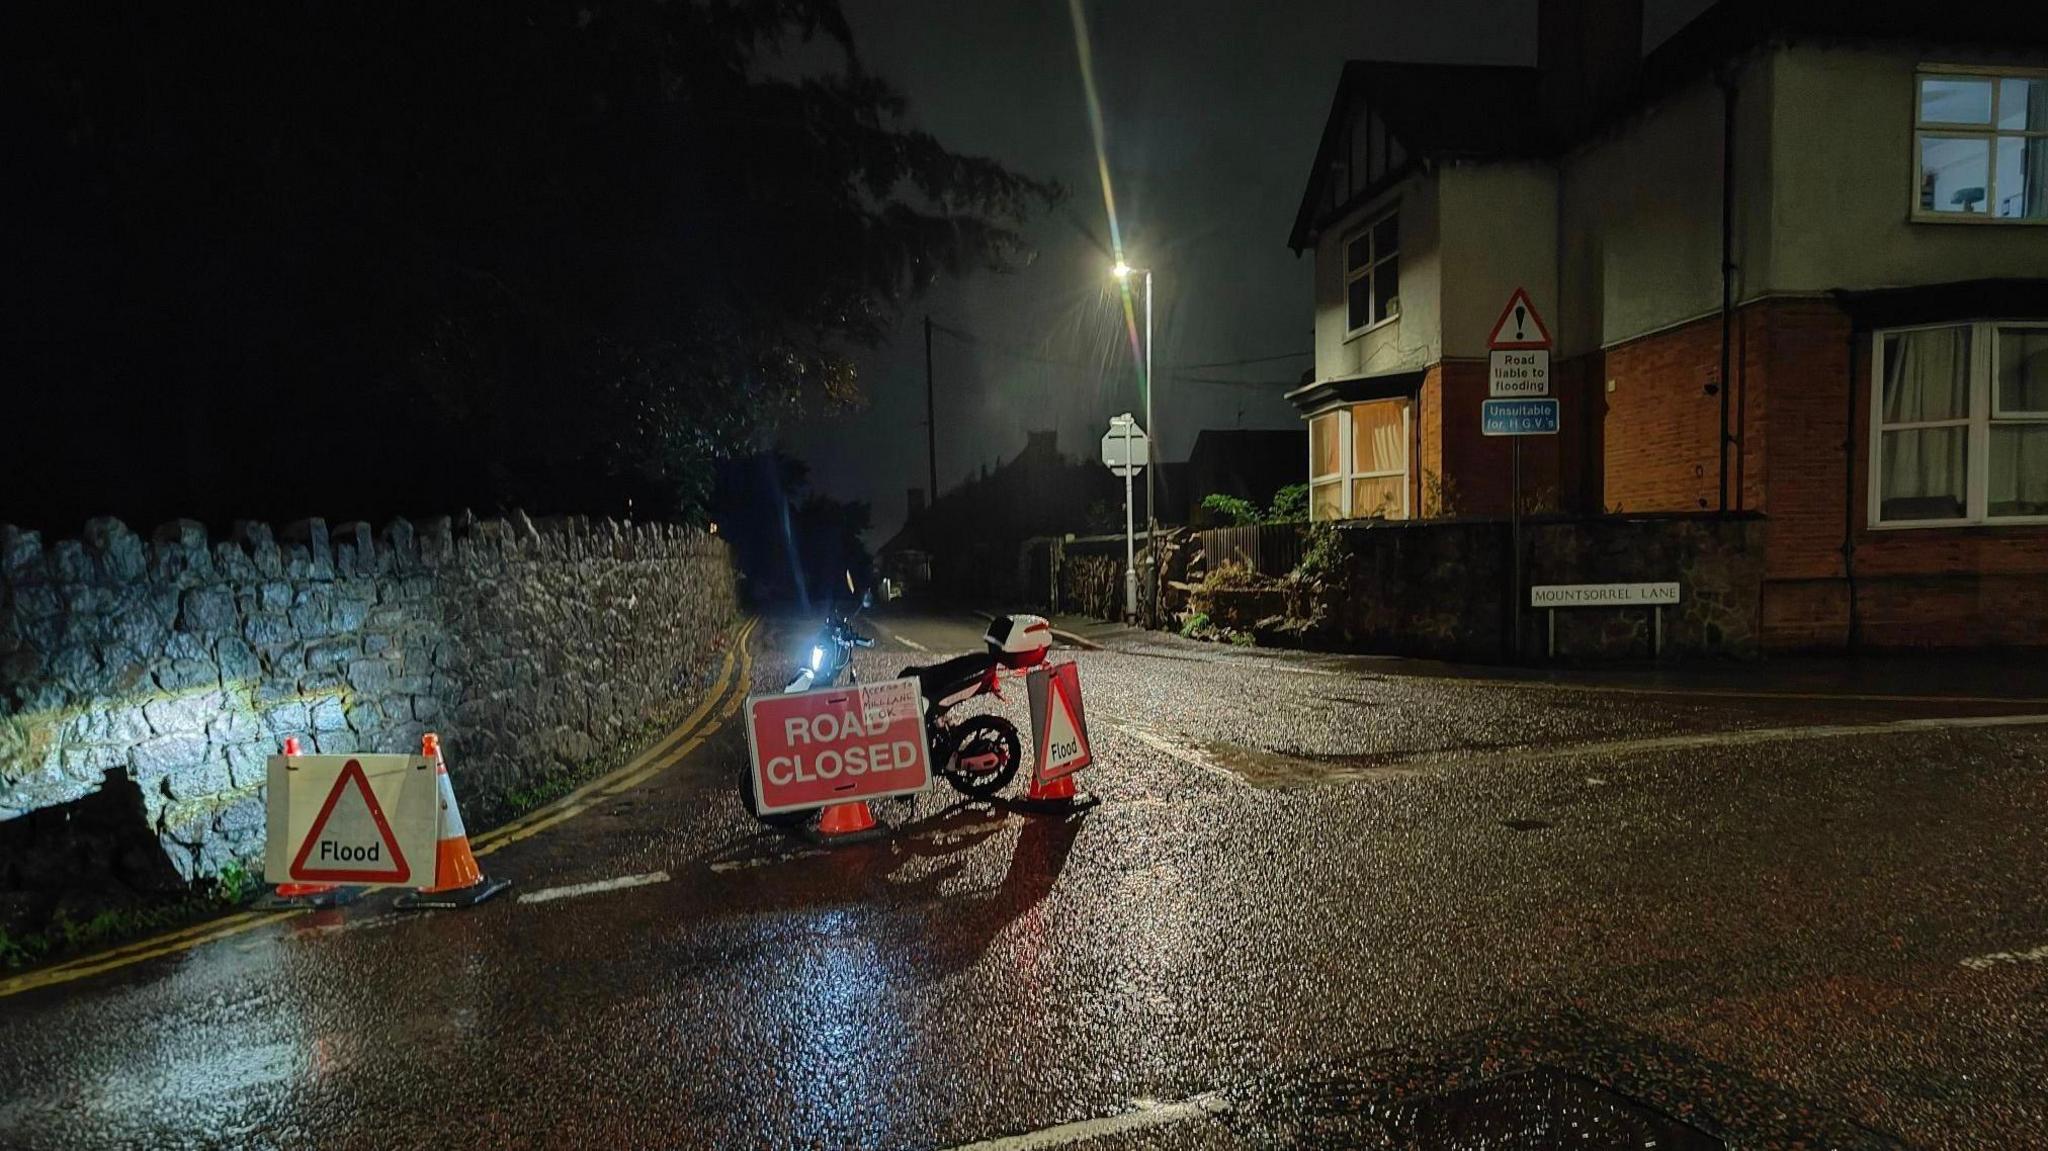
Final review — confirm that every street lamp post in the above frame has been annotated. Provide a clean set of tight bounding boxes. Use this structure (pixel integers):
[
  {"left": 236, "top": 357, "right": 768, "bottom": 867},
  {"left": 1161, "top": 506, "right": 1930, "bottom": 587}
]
[{"left": 1113, "top": 262, "right": 1157, "bottom": 626}]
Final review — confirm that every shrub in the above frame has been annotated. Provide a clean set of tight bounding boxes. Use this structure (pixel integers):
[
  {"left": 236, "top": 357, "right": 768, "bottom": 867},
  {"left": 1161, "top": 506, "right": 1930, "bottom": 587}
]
[
  {"left": 1267, "top": 483, "right": 1308, "bottom": 523},
  {"left": 1200, "top": 493, "right": 1261, "bottom": 526}
]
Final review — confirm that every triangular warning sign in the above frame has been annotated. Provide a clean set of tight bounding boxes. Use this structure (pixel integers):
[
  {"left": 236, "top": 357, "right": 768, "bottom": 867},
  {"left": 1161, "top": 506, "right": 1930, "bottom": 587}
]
[
  {"left": 290, "top": 758, "right": 411, "bottom": 883},
  {"left": 1487, "top": 287, "right": 1552, "bottom": 350},
  {"left": 1037, "top": 670, "right": 1092, "bottom": 782}
]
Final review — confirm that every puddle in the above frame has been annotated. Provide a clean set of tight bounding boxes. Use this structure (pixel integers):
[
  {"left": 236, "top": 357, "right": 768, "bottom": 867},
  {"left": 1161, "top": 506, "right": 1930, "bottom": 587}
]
[
  {"left": 1501, "top": 818, "right": 1555, "bottom": 832},
  {"left": 1198, "top": 740, "right": 1423, "bottom": 787},
  {"left": 1377, "top": 1068, "right": 1722, "bottom": 1149}
]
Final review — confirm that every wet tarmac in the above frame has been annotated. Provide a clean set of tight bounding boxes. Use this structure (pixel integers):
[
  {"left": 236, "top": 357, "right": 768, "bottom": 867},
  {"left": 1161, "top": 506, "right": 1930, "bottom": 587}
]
[{"left": 1, "top": 610, "right": 2045, "bottom": 1149}]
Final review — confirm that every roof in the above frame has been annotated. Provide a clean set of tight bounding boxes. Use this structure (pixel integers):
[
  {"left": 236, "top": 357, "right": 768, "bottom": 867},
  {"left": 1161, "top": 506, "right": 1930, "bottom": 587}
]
[
  {"left": 1288, "top": 63, "right": 1543, "bottom": 251},
  {"left": 1290, "top": 0, "right": 2048, "bottom": 253}
]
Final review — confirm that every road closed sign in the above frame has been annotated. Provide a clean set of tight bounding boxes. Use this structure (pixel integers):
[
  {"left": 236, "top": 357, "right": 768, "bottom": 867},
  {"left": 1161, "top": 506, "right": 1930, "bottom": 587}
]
[
  {"left": 1026, "top": 662, "right": 1093, "bottom": 783},
  {"left": 265, "top": 754, "right": 438, "bottom": 887},
  {"left": 745, "top": 677, "right": 932, "bottom": 815}
]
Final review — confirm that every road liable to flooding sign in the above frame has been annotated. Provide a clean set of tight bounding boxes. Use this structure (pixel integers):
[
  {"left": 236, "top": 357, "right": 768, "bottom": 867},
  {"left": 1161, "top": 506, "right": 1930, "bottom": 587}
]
[
  {"left": 745, "top": 677, "right": 932, "bottom": 814},
  {"left": 1489, "top": 348, "right": 1550, "bottom": 397}
]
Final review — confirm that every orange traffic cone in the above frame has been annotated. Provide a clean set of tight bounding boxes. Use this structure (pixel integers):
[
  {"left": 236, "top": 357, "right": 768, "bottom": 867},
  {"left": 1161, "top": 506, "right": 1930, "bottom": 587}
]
[
  {"left": 395, "top": 733, "right": 511, "bottom": 910},
  {"left": 808, "top": 800, "right": 888, "bottom": 845},
  {"left": 258, "top": 737, "right": 360, "bottom": 909},
  {"left": 1010, "top": 766, "right": 1101, "bottom": 815}
]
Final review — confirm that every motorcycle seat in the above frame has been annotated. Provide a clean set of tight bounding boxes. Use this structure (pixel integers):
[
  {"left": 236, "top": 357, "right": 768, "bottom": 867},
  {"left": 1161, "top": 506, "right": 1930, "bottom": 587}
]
[{"left": 899, "top": 651, "right": 996, "bottom": 709}]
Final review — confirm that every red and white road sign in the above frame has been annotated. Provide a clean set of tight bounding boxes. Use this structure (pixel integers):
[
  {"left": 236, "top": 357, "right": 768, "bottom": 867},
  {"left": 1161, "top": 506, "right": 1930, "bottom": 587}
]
[
  {"left": 745, "top": 677, "right": 931, "bottom": 815},
  {"left": 1027, "top": 662, "right": 1093, "bottom": 783},
  {"left": 265, "top": 754, "right": 439, "bottom": 887},
  {"left": 1487, "top": 287, "right": 1553, "bottom": 350}
]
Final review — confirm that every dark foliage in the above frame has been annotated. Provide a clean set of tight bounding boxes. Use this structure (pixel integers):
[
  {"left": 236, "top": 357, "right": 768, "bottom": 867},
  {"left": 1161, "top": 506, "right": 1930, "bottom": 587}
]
[
  {"left": 712, "top": 452, "right": 872, "bottom": 607},
  {"left": 0, "top": 2, "right": 1055, "bottom": 532}
]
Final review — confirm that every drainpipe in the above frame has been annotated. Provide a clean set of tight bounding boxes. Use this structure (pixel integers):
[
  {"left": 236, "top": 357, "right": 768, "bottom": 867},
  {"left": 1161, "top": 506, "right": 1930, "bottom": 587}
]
[
  {"left": 1841, "top": 327, "right": 1861, "bottom": 651},
  {"left": 1716, "top": 66, "right": 1738, "bottom": 514}
]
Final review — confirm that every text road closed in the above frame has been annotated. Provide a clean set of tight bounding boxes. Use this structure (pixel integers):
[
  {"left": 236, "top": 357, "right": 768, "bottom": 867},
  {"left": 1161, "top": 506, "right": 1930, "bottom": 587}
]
[{"left": 746, "top": 677, "right": 931, "bottom": 814}]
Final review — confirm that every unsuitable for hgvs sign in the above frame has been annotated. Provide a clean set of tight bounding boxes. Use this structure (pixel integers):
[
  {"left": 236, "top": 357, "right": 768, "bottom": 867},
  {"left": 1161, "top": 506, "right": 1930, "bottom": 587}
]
[
  {"left": 1481, "top": 398, "right": 1560, "bottom": 436},
  {"left": 745, "top": 677, "right": 931, "bottom": 814},
  {"left": 1489, "top": 349, "right": 1549, "bottom": 397}
]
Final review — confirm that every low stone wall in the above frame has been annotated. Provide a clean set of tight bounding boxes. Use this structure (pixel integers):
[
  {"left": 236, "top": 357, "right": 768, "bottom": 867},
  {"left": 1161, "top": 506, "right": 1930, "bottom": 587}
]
[
  {"left": 0, "top": 514, "right": 738, "bottom": 896},
  {"left": 1309, "top": 513, "right": 1766, "bottom": 661}
]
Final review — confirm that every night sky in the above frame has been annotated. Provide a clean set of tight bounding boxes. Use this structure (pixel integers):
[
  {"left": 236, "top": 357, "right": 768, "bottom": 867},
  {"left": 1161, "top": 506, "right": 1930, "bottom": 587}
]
[{"left": 785, "top": 0, "right": 1714, "bottom": 543}]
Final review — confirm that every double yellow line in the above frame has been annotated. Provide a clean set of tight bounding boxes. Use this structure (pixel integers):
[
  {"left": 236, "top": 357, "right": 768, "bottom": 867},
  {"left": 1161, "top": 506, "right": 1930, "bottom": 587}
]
[{"left": 0, "top": 616, "right": 758, "bottom": 1001}]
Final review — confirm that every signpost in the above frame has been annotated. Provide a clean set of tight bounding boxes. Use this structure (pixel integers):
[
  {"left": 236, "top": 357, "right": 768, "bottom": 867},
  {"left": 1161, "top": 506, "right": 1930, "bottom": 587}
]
[
  {"left": 266, "top": 754, "right": 439, "bottom": 888},
  {"left": 1486, "top": 288, "right": 1556, "bottom": 660},
  {"left": 1100, "top": 413, "right": 1148, "bottom": 621},
  {"left": 744, "top": 677, "right": 932, "bottom": 815}
]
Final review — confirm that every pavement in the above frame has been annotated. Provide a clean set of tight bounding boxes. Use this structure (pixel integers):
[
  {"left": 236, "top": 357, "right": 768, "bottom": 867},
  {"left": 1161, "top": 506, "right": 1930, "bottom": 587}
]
[{"left": 2, "top": 608, "right": 2047, "bottom": 1149}]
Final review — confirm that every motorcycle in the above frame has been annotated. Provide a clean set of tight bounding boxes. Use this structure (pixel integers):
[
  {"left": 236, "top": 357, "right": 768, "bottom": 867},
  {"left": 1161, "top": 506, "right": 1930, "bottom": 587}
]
[{"left": 742, "top": 602, "right": 1054, "bottom": 828}]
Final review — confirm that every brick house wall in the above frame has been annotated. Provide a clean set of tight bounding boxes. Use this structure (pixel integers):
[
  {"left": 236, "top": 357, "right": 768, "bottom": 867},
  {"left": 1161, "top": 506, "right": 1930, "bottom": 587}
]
[{"left": 1593, "top": 298, "right": 2048, "bottom": 650}]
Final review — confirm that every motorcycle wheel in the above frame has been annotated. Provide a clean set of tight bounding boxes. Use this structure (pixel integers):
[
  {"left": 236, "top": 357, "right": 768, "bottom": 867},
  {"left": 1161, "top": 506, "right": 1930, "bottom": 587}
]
[
  {"left": 741, "top": 766, "right": 810, "bottom": 831},
  {"left": 943, "top": 714, "right": 1021, "bottom": 799}
]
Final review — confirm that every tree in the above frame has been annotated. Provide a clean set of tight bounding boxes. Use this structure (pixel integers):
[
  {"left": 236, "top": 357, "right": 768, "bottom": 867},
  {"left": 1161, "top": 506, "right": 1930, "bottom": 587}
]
[{"left": 0, "top": 2, "right": 1056, "bottom": 530}]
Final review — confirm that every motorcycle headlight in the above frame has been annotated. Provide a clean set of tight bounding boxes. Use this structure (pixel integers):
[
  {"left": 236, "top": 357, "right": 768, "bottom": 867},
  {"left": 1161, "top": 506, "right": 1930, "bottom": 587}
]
[{"left": 810, "top": 645, "right": 825, "bottom": 671}]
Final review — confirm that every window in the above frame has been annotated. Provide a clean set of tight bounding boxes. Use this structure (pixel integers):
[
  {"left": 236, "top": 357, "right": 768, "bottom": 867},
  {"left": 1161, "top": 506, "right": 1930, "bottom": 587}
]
[
  {"left": 1915, "top": 70, "right": 2048, "bottom": 221},
  {"left": 1307, "top": 400, "right": 1411, "bottom": 522},
  {"left": 1872, "top": 322, "right": 2048, "bottom": 526},
  {"left": 1343, "top": 211, "right": 1399, "bottom": 335}
]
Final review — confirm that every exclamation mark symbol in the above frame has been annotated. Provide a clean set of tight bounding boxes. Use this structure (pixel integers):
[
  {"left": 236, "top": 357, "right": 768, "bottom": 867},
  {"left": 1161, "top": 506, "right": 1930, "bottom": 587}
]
[{"left": 1514, "top": 304, "right": 1527, "bottom": 341}]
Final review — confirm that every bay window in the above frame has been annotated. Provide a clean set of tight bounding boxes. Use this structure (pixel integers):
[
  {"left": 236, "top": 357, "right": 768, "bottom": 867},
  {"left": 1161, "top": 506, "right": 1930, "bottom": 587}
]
[
  {"left": 1308, "top": 399, "right": 1411, "bottom": 521},
  {"left": 1872, "top": 322, "right": 2048, "bottom": 526}
]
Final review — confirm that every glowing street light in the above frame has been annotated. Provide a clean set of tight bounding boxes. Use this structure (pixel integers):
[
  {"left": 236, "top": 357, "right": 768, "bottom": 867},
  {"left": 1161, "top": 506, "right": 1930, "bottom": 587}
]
[{"left": 1110, "top": 259, "right": 1156, "bottom": 624}]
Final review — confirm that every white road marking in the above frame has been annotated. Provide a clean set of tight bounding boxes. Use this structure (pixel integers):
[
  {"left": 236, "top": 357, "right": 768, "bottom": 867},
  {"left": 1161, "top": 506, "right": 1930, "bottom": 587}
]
[
  {"left": 709, "top": 850, "right": 826, "bottom": 873},
  {"left": 1960, "top": 942, "right": 2048, "bottom": 970},
  {"left": 1472, "top": 711, "right": 2048, "bottom": 766},
  {"left": 942, "top": 1092, "right": 1231, "bottom": 1150},
  {"left": 517, "top": 870, "right": 670, "bottom": 904},
  {"left": 1113, "top": 721, "right": 1245, "bottom": 787},
  {"left": 869, "top": 621, "right": 930, "bottom": 652}
]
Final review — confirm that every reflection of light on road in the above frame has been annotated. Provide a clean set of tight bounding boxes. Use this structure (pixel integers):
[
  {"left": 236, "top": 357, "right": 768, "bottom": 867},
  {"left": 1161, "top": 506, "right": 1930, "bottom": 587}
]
[{"left": 764, "top": 909, "right": 908, "bottom": 1136}]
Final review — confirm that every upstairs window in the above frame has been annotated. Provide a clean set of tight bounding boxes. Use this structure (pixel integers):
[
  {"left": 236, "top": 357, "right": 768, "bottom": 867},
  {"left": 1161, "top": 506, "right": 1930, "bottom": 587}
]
[
  {"left": 1343, "top": 210, "right": 1399, "bottom": 336},
  {"left": 1872, "top": 322, "right": 2048, "bottom": 526},
  {"left": 1915, "top": 70, "right": 2048, "bottom": 221}
]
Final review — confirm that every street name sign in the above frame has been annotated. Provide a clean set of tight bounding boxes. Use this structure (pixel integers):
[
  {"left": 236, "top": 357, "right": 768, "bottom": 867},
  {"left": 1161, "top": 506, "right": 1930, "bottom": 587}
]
[
  {"left": 1489, "top": 348, "right": 1550, "bottom": 397},
  {"left": 1481, "top": 398, "right": 1560, "bottom": 436},
  {"left": 1100, "top": 413, "right": 1148, "bottom": 478},
  {"left": 1530, "top": 582, "right": 1681, "bottom": 607},
  {"left": 266, "top": 754, "right": 438, "bottom": 887},
  {"left": 1026, "top": 662, "right": 1093, "bottom": 783},
  {"left": 745, "top": 676, "right": 931, "bottom": 814}
]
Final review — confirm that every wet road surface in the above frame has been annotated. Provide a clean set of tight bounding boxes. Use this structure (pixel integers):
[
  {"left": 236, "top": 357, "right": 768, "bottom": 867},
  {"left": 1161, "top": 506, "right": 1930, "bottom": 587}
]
[{"left": 2, "top": 610, "right": 2046, "bottom": 1149}]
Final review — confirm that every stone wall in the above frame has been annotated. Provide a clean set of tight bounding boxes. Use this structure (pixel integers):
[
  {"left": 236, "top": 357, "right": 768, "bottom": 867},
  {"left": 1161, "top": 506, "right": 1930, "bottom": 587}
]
[
  {"left": 0, "top": 514, "right": 738, "bottom": 890},
  {"left": 1307, "top": 513, "right": 1766, "bottom": 662}
]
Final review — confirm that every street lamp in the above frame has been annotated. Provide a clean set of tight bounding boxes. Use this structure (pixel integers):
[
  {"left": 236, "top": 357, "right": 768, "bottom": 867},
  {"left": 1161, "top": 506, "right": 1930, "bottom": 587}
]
[{"left": 1111, "top": 260, "right": 1155, "bottom": 625}]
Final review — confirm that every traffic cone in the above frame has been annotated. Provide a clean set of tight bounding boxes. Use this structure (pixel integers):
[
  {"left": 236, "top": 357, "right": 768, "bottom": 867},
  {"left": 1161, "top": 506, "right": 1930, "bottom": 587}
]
[
  {"left": 258, "top": 737, "right": 360, "bottom": 909},
  {"left": 1010, "top": 765, "right": 1101, "bottom": 815},
  {"left": 806, "top": 800, "right": 888, "bottom": 845},
  {"left": 395, "top": 733, "right": 511, "bottom": 910}
]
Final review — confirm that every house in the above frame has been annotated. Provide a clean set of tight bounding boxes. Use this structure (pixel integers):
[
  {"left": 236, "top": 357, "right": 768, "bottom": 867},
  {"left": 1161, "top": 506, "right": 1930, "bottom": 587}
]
[{"left": 1287, "top": 0, "right": 2048, "bottom": 649}]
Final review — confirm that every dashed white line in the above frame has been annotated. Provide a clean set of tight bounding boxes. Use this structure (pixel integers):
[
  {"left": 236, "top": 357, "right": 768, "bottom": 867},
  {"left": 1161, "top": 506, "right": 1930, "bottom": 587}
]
[
  {"left": 517, "top": 870, "right": 670, "bottom": 905},
  {"left": 1960, "top": 942, "right": 2048, "bottom": 970},
  {"left": 941, "top": 1092, "right": 1231, "bottom": 1150},
  {"left": 870, "top": 621, "right": 931, "bottom": 652},
  {"left": 1113, "top": 721, "right": 1245, "bottom": 787}
]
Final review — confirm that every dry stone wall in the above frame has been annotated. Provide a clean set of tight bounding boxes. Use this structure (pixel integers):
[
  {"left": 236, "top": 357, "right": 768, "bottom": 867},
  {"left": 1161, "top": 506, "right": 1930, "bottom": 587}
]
[{"left": 0, "top": 513, "right": 737, "bottom": 885}]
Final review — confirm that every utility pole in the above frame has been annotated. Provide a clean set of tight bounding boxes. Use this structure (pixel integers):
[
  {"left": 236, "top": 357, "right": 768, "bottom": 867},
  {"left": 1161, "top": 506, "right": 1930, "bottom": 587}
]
[{"left": 924, "top": 315, "right": 938, "bottom": 507}]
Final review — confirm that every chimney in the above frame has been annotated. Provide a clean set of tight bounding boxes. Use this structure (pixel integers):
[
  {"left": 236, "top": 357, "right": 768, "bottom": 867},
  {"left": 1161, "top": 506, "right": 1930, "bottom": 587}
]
[
  {"left": 1538, "top": 0, "right": 1643, "bottom": 141},
  {"left": 907, "top": 487, "right": 925, "bottom": 518}
]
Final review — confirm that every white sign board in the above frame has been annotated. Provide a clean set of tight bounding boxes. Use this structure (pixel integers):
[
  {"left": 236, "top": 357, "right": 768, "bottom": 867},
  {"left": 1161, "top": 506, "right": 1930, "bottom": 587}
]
[
  {"left": 265, "top": 754, "right": 440, "bottom": 888},
  {"left": 1530, "top": 582, "right": 1681, "bottom": 608},
  {"left": 1489, "top": 349, "right": 1550, "bottom": 397},
  {"left": 1100, "top": 414, "right": 1149, "bottom": 478}
]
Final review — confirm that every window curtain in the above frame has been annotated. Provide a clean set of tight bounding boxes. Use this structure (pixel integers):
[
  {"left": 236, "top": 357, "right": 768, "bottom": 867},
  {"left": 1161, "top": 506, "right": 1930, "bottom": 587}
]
[
  {"left": 1881, "top": 329, "right": 1969, "bottom": 518},
  {"left": 2029, "top": 83, "right": 2048, "bottom": 218},
  {"left": 1990, "top": 426, "right": 2048, "bottom": 516}
]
